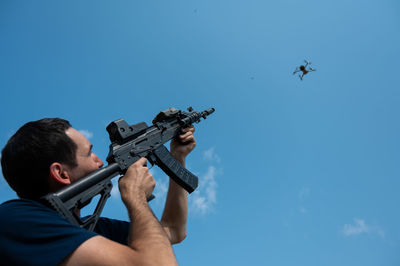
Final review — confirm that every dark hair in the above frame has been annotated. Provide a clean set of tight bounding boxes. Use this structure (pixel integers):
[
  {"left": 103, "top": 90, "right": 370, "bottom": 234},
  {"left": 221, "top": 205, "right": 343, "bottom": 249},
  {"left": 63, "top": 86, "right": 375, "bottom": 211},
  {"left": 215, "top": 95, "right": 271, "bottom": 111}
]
[{"left": 1, "top": 118, "right": 77, "bottom": 199}]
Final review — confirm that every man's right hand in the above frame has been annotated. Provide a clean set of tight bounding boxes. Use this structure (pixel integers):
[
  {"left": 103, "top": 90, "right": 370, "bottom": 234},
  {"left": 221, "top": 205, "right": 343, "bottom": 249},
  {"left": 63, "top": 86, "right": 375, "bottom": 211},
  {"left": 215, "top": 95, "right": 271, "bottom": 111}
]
[
  {"left": 61, "top": 160, "right": 177, "bottom": 266},
  {"left": 118, "top": 157, "right": 155, "bottom": 206}
]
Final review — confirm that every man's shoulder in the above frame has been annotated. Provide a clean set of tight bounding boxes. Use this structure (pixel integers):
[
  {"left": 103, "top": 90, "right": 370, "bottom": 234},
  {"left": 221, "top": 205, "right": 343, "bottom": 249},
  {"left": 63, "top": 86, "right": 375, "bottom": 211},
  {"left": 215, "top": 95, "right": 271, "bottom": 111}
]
[
  {"left": 0, "top": 198, "right": 99, "bottom": 265},
  {"left": 0, "top": 198, "right": 62, "bottom": 222},
  {"left": 0, "top": 198, "right": 79, "bottom": 238},
  {"left": 1, "top": 198, "right": 47, "bottom": 208},
  {"left": 1, "top": 198, "right": 48, "bottom": 209}
]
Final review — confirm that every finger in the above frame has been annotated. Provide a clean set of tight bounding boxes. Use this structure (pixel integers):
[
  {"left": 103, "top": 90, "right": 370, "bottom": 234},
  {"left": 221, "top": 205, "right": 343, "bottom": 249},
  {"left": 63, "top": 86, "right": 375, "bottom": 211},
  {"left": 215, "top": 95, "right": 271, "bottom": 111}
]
[
  {"left": 181, "top": 126, "right": 195, "bottom": 133},
  {"left": 136, "top": 157, "right": 148, "bottom": 167},
  {"left": 180, "top": 134, "right": 195, "bottom": 143},
  {"left": 179, "top": 131, "right": 193, "bottom": 139},
  {"left": 177, "top": 136, "right": 194, "bottom": 145}
]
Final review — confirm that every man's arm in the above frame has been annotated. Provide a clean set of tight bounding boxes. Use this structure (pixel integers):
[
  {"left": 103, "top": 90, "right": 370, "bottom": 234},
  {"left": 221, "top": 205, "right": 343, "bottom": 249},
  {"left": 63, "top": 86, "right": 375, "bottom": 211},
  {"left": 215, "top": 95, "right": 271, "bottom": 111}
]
[
  {"left": 161, "top": 126, "right": 196, "bottom": 244},
  {"left": 60, "top": 158, "right": 178, "bottom": 266}
]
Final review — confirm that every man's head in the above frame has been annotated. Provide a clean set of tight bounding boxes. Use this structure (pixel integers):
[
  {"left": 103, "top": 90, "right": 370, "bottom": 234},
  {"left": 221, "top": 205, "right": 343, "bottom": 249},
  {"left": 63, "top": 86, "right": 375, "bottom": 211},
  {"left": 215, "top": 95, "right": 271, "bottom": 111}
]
[{"left": 1, "top": 118, "right": 103, "bottom": 200}]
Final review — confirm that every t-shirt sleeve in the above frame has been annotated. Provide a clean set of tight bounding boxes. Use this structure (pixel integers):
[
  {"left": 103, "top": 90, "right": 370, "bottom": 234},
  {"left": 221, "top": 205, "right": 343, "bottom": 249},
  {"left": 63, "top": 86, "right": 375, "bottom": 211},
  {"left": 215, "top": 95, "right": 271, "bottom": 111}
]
[
  {"left": 94, "top": 217, "right": 130, "bottom": 245},
  {"left": 0, "top": 199, "right": 98, "bottom": 266}
]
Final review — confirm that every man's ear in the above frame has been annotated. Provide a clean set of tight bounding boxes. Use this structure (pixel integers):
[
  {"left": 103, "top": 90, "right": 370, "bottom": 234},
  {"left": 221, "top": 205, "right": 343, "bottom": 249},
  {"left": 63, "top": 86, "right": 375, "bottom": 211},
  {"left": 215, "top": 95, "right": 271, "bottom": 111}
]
[{"left": 49, "top": 162, "right": 72, "bottom": 185}]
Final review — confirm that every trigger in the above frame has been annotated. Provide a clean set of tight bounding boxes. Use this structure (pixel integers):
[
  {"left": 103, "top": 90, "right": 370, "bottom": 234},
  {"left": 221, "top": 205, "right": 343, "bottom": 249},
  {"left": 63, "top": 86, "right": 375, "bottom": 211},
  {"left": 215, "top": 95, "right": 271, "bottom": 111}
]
[{"left": 147, "top": 153, "right": 157, "bottom": 166}]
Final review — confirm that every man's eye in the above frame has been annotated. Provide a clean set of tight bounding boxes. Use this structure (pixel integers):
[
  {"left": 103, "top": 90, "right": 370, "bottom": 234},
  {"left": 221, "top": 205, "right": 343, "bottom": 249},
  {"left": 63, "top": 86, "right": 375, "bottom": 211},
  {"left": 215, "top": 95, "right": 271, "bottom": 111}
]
[{"left": 88, "top": 145, "right": 93, "bottom": 156}]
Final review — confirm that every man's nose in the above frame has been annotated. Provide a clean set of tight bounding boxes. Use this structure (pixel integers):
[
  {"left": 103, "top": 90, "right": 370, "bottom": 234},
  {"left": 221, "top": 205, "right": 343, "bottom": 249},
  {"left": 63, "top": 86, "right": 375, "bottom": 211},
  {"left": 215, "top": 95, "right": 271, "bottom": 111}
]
[{"left": 93, "top": 153, "right": 104, "bottom": 168}]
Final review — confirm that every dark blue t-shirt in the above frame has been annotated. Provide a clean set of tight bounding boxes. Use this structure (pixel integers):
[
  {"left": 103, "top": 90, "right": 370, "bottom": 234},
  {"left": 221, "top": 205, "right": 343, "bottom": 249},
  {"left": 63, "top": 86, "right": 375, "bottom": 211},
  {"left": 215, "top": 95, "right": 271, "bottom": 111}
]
[{"left": 0, "top": 199, "right": 129, "bottom": 265}]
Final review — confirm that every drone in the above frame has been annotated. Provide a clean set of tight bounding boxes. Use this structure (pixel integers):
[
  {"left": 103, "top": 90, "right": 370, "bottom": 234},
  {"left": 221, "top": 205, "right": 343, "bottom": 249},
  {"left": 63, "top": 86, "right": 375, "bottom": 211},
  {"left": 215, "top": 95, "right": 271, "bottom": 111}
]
[{"left": 293, "top": 60, "right": 316, "bottom": 80}]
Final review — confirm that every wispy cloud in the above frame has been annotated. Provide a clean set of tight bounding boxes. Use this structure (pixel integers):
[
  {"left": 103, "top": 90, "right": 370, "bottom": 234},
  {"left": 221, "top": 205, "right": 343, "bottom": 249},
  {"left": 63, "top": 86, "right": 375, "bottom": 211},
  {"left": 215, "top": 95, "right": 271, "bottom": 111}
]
[
  {"left": 190, "top": 147, "right": 222, "bottom": 215},
  {"left": 190, "top": 165, "right": 218, "bottom": 215},
  {"left": 299, "top": 187, "right": 310, "bottom": 200},
  {"left": 203, "top": 147, "right": 221, "bottom": 163},
  {"left": 79, "top": 129, "right": 93, "bottom": 139},
  {"left": 342, "top": 218, "right": 384, "bottom": 238},
  {"left": 110, "top": 178, "right": 120, "bottom": 199},
  {"left": 153, "top": 174, "right": 168, "bottom": 202}
]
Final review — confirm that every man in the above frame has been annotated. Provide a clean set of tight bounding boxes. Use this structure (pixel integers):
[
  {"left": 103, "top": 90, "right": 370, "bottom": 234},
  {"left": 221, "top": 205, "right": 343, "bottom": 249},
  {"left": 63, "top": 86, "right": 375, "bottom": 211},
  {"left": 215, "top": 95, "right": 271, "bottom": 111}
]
[{"left": 0, "top": 118, "right": 196, "bottom": 265}]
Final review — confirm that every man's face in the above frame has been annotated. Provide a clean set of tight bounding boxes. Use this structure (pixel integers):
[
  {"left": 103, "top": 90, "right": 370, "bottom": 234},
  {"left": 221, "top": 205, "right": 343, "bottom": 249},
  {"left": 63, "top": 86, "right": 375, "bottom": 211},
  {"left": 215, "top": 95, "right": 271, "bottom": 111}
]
[{"left": 65, "top": 128, "right": 104, "bottom": 182}]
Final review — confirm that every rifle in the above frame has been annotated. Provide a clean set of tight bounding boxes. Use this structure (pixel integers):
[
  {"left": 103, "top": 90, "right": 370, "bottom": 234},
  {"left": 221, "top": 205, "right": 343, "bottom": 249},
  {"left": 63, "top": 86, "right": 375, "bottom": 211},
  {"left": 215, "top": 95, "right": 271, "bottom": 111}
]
[{"left": 42, "top": 107, "right": 215, "bottom": 231}]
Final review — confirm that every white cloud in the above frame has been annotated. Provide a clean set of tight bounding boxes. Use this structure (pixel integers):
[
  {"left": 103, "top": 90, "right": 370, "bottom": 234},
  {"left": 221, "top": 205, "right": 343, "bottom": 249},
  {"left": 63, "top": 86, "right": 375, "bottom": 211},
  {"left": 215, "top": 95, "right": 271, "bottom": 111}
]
[
  {"left": 342, "top": 218, "right": 384, "bottom": 238},
  {"left": 190, "top": 166, "right": 218, "bottom": 215},
  {"left": 110, "top": 179, "right": 120, "bottom": 199},
  {"left": 153, "top": 176, "right": 168, "bottom": 201},
  {"left": 343, "top": 219, "right": 368, "bottom": 236},
  {"left": 203, "top": 147, "right": 221, "bottom": 163},
  {"left": 79, "top": 129, "right": 93, "bottom": 139}
]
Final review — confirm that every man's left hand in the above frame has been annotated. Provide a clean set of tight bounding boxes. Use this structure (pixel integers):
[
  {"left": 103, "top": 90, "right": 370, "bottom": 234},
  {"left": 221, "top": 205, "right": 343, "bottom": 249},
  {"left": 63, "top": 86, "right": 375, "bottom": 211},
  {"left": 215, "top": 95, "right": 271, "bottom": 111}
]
[{"left": 170, "top": 126, "right": 196, "bottom": 161}]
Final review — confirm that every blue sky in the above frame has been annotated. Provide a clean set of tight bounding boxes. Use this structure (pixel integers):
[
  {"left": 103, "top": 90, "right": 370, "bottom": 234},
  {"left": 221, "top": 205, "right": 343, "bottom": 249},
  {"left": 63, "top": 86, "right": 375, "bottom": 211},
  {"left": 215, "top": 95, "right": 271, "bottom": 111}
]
[{"left": 1, "top": 1, "right": 399, "bottom": 265}]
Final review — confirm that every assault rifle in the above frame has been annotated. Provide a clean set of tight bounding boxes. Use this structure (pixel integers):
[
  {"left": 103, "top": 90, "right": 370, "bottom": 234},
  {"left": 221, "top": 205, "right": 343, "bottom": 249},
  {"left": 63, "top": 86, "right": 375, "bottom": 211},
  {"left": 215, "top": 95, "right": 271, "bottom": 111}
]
[{"left": 42, "top": 107, "right": 215, "bottom": 231}]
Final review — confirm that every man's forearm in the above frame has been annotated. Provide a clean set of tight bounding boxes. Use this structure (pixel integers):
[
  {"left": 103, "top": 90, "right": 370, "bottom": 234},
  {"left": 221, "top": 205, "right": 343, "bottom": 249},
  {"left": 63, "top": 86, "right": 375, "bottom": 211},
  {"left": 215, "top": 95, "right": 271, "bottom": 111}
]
[
  {"left": 60, "top": 197, "right": 178, "bottom": 266},
  {"left": 161, "top": 155, "right": 189, "bottom": 244},
  {"left": 126, "top": 196, "right": 178, "bottom": 265}
]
